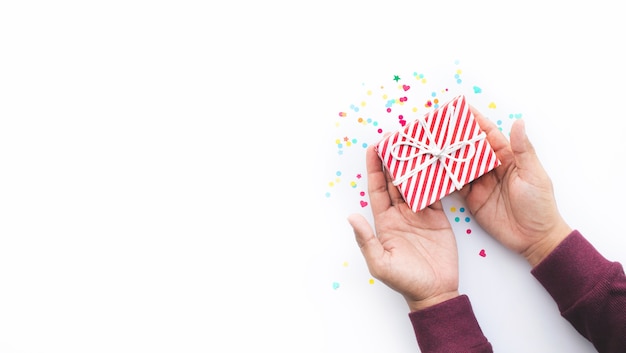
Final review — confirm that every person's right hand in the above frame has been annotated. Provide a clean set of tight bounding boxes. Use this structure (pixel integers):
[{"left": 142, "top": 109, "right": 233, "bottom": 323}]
[{"left": 459, "top": 107, "right": 572, "bottom": 267}]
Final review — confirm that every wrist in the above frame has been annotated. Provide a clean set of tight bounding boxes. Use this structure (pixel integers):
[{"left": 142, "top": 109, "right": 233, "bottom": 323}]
[
  {"left": 406, "top": 290, "right": 460, "bottom": 312},
  {"left": 523, "top": 221, "right": 572, "bottom": 268}
]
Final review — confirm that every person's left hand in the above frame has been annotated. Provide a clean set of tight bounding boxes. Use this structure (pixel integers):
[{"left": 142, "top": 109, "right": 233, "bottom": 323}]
[{"left": 348, "top": 145, "right": 459, "bottom": 312}]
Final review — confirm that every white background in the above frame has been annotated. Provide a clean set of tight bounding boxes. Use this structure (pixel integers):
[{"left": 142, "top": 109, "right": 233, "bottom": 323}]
[{"left": 1, "top": 1, "right": 625, "bottom": 352}]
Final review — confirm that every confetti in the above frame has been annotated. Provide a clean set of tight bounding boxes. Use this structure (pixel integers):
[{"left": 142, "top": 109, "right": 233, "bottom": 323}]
[{"left": 325, "top": 61, "right": 524, "bottom": 289}]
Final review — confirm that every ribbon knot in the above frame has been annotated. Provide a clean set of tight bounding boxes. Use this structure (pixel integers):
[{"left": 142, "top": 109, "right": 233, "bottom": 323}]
[{"left": 389, "top": 105, "right": 486, "bottom": 190}]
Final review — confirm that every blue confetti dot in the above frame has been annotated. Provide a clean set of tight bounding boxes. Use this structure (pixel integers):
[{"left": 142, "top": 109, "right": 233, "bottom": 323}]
[
  {"left": 465, "top": 217, "right": 471, "bottom": 222},
  {"left": 459, "top": 207, "right": 465, "bottom": 212}
]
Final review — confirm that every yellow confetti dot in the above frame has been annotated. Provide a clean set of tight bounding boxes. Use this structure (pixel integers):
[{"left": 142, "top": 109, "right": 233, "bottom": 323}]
[
  {"left": 456, "top": 69, "right": 462, "bottom": 74},
  {"left": 350, "top": 181, "right": 357, "bottom": 188},
  {"left": 335, "top": 177, "right": 340, "bottom": 183},
  {"left": 450, "top": 207, "right": 456, "bottom": 212},
  {"left": 382, "top": 94, "right": 388, "bottom": 99},
  {"left": 369, "top": 278, "right": 375, "bottom": 285},
  {"left": 346, "top": 141, "right": 352, "bottom": 147},
  {"left": 367, "top": 90, "right": 372, "bottom": 95},
  {"left": 335, "top": 122, "right": 340, "bottom": 127},
  {"left": 488, "top": 102, "right": 497, "bottom": 109},
  {"left": 361, "top": 101, "right": 366, "bottom": 107},
  {"left": 329, "top": 182, "right": 335, "bottom": 187},
  {"left": 421, "top": 78, "right": 427, "bottom": 84},
  {"left": 412, "top": 107, "right": 418, "bottom": 112},
  {"left": 335, "top": 139, "right": 341, "bottom": 144},
  {"left": 343, "top": 261, "right": 349, "bottom": 267}
]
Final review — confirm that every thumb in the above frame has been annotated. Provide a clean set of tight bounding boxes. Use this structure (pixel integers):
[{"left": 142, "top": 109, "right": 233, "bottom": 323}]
[
  {"left": 510, "top": 119, "right": 545, "bottom": 180},
  {"left": 347, "top": 214, "right": 384, "bottom": 264}
]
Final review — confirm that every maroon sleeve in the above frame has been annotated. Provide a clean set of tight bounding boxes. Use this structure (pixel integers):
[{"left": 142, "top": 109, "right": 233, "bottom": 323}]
[
  {"left": 531, "top": 230, "right": 626, "bottom": 353},
  {"left": 408, "top": 295, "right": 492, "bottom": 353}
]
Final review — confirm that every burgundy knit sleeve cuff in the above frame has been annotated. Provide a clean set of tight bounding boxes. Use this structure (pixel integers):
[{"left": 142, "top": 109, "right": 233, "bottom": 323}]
[
  {"left": 530, "top": 230, "right": 616, "bottom": 312},
  {"left": 408, "top": 295, "right": 492, "bottom": 353}
]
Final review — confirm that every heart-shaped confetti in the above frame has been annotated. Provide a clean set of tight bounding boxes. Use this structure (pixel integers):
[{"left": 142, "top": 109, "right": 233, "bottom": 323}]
[
  {"left": 402, "top": 85, "right": 410, "bottom": 91},
  {"left": 479, "top": 249, "right": 486, "bottom": 257},
  {"left": 360, "top": 200, "right": 368, "bottom": 208}
]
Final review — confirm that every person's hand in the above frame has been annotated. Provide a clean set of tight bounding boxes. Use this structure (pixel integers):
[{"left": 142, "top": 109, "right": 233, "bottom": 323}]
[
  {"left": 459, "top": 107, "right": 572, "bottom": 267},
  {"left": 347, "top": 146, "right": 459, "bottom": 312}
]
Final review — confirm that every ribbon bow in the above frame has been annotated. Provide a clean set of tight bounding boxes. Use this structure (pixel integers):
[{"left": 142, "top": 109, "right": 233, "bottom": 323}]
[{"left": 389, "top": 105, "right": 486, "bottom": 189}]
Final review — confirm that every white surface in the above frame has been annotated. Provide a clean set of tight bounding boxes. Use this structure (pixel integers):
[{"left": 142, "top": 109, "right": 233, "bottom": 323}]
[{"left": 1, "top": 1, "right": 624, "bottom": 352}]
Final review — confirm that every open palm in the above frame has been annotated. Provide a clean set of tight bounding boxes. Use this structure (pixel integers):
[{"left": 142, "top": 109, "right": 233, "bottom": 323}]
[
  {"left": 460, "top": 107, "right": 571, "bottom": 266},
  {"left": 348, "top": 146, "right": 459, "bottom": 311}
]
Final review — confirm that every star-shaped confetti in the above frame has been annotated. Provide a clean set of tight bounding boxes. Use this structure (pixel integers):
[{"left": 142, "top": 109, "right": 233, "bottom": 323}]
[{"left": 393, "top": 75, "right": 401, "bottom": 82}]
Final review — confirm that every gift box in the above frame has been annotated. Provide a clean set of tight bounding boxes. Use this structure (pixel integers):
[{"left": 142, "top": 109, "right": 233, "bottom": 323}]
[{"left": 375, "top": 95, "right": 500, "bottom": 212}]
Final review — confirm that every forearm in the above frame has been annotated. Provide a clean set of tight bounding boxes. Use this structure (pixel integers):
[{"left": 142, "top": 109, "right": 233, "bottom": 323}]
[
  {"left": 408, "top": 295, "right": 492, "bottom": 353},
  {"left": 531, "top": 230, "right": 626, "bottom": 353}
]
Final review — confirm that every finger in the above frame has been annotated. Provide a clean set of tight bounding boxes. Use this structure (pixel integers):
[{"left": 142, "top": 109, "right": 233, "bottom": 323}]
[
  {"left": 510, "top": 119, "right": 546, "bottom": 181},
  {"left": 347, "top": 214, "right": 385, "bottom": 269},
  {"left": 470, "top": 105, "right": 513, "bottom": 160},
  {"left": 384, "top": 163, "right": 405, "bottom": 207},
  {"left": 365, "top": 145, "right": 393, "bottom": 216},
  {"left": 427, "top": 199, "right": 444, "bottom": 211}
]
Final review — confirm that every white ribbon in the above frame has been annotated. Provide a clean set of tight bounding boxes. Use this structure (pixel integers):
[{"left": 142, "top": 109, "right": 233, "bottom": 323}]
[{"left": 389, "top": 105, "right": 486, "bottom": 189}]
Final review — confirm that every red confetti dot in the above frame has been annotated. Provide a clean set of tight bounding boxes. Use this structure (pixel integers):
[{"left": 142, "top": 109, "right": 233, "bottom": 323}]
[
  {"left": 466, "top": 229, "right": 472, "bottom": 234},
  {"left": 377, "top": 128, "right": 383, "bottom": 133},
  {"left": 386, "top": 108, "right": 392, "bottom": 113}
]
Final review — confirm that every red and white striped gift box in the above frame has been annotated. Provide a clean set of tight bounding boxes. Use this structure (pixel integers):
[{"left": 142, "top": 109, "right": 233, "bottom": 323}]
[{"left": 376, "top": 95, "right": 501, "bottom": 212}]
